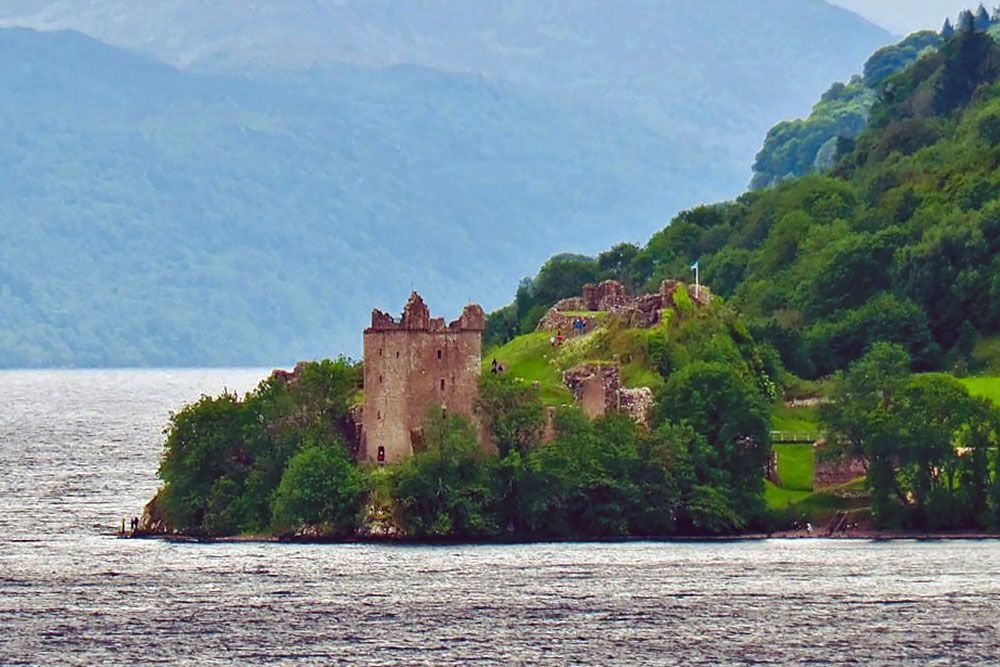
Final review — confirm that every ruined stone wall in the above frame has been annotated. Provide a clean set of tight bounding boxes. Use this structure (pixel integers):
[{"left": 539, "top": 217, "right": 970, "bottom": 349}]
[
  {"left": 813, "top": 447, "right": 868, "bottom": 488},
  {"left": 538, "top": 278, "right": 712, "bottom": 334},
  {"left": 564, "top": 363, "right": 621, "bottom": 419},
  {"left": 362, "top": 293, "right": 484, "bottom": 464}
]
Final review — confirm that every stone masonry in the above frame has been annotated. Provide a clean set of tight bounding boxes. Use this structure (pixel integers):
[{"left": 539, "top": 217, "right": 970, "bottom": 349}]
[
  {"left": 362, "top": 292, "right": 485, "bottom": 464},
  {"left": 563, "top": 362, "right": 654, "bottom": 426},
  {"left": 538, "top": 278, "right": 712, "bottom": 333}
]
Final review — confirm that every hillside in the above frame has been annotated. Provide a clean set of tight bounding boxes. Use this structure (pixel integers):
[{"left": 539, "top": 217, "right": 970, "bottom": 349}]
[
  {"left": 489, "top": 27, "right": 1000, "bottom": 382},
  {"left": 0, "top": 3, "right": 894, "bottom": 367},
  {"left": 0, "top": 28, "right": 696, "bottom": 367}
]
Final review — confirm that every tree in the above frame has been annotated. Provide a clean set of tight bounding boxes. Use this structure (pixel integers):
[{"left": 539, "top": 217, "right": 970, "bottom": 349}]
[
  {"left": 654, "top": 361, "right": 771, "bottom": 525},
  {"left": 390, "top": 413, "right": 499, "bottom": 538},
  {"left": 942, "top": 17, "right": 955, "bottom": 39},
  {"left": 475, "top": 374, "right": 545, "bottom": 456},
  {"left": 821, "top": 343, "right": 912, "bottom": 526},
  {"left": 271, "top": 438, "right": 365, "bottom": 535},
  {"left": 975, "top": 5, "right": 992, "bottom": 32},
  {"left": 959, "top": 10, "right": 976, "bottom": 33},
  {"left": 822, "top": 343, "right": 1000, "bottom": 529}
]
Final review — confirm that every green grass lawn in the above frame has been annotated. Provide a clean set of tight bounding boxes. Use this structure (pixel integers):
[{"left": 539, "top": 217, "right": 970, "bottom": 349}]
[
  {"left": 960, "top": 376, "right": 1000, "bottom": 407},
  {"left": 485, "top": 323, "right": 663, "bottom": 406},
  {"left": 771, "top": 403, "right": 820, "bottom": 432},
  {"left": 972, "top": 335, "right": 1000, "bottom": 374},
  {"left": 484, "top": 331, "right": 572, "bottom": 405},
  {"left": 764, "top": 479, "right": 868, "bottom": 516},
  {"left": 773, "top": 444, "right": 814, "bottom": 491}
]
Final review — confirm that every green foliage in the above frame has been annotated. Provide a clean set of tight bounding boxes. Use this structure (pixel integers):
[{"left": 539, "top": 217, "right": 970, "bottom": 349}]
[
  {"left": 389, "top": 413, "right": 499, "bottom": 538},
  {"left": 822, "top": 344, "right": 1000, "bottom": 529},
  {"left": 600, "top": 32, "right": 1000, "bottom": 379},
  {"left": 652, "top": 360, "right": 772, "bottom": 528},
  {"left": 475, "top": 374, "right": 546, "bottom": 456},
  {"left": 863, "top": 31, "right": 941, "bottom": 86},
  {"left": 751, "top": 31, "right": 940, "bottom": 190},
  {"left": 156, "top": 358, "right": 365, "bottom": 536},
  {"left": 271, "top": 440, "right": 365, "bottom": 535}
]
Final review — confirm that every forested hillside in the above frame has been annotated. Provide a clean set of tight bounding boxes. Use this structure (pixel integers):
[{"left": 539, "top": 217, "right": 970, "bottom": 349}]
[
  {"left": 489, "top": 27, "right": 1000, "bottom": 381},
  {"left": 0, "top": 2, "right": 894, "bottom": 367}
]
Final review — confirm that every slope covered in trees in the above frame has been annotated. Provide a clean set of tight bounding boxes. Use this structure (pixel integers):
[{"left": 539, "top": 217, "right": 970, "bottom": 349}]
[{"left": 489, "top": 28, "right": 1000, "bottom": 382}]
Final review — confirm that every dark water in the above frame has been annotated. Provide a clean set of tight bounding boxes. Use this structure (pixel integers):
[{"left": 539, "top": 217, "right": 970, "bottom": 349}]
[{"left": 1, "top": 370, "right": 1000, "bottom": 666}]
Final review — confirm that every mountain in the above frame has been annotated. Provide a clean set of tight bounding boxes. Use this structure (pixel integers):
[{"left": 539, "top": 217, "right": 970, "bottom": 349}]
[
  {"left": 488, "top": 27, "right": 1000, "bottom": 380},
  {"left": 0, "top": 2, "right": 893, "bottom": 368},
  {"left": 827, "top": 0, "right": 969, "bottom": 35}
]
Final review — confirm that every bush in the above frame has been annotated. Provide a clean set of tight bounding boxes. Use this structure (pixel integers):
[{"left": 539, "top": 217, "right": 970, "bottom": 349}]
[{"left": 271, "top": 440, "right": 365, "bottom": 535}]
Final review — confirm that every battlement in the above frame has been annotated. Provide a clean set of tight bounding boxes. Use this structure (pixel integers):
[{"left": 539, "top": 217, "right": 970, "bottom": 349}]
[
  {"left": 366, "top": 292, "right": 485, "bottom": 334},
  {"left": 361, "top": 291, "right": 485, "bottom": 465}
]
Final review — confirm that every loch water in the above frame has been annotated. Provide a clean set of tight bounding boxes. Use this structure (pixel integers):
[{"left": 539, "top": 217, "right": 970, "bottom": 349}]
[{"left": 1, "top": 369, "right": 999, "bottom": 666}]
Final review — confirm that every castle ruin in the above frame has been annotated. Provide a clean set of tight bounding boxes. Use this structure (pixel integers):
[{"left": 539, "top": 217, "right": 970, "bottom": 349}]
[{"left": 361, "top": 292, "right": 485, "bottom": 464}]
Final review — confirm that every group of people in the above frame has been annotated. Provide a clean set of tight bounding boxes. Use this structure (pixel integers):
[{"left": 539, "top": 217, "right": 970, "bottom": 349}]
[
  {"left": 490, "top": 358, "right": 506, "bottom": 375},
  {"left": 121, "top": 516, "right": 140, "bottom": 537}
]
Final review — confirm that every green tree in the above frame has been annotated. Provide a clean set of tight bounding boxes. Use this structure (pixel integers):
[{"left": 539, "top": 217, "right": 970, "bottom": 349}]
[
  {"left": 390, "top": 413, "right": 499, "bottom": 538},
  {"left": 475, "top": 374, "right": 545, "bottom": 456},
  {"left": 942, "top": 18, "right": 955, "bottom": 39},
  {"left": 271, "top": 438, "right": 366, "bottom": 535},
  {"left": 653, "top": 361, "right": 771, "bottom": 528}
]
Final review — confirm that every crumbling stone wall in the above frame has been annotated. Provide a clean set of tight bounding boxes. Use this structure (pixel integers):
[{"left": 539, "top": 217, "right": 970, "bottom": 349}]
[
  {"left": 564, "top": 363, "right": 621, "bottom": 419},
  {"left": 362, "top": 292, "right": 485, "bottom": 464},
  {"left": 813, "top": 443, "right": 867, "bottom": 488},
  {"left": 619, "top": 387, "right": 654, "bottom": 426},
  {"left": 538, "top": 279, "right": 712, "bottom": 333},
  {"left": 562, "top": 362, "right": 654, "bottom": 426}
]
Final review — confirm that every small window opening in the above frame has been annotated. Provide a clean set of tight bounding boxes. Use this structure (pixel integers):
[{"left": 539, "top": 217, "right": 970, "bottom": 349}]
[
  {"left": 379, "top": 347, "right": 383, "bottom": 356},
  {"left": 379, "top": 374, "right": 383, "bottom": 384},
  {"left": 377, "top": 446, "right": 386, "bottom": 463},
  {"left": 437, "top": 349, "right": 443, "bottom": 359},
  {"left": 396, "top": 351, "right": 400, "bottom": 358},
  {"left": 440, "top": 379, "right": 446, "bottom": 391}
]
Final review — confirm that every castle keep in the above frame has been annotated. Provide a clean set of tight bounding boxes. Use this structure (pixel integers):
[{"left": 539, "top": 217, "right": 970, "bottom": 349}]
[{"left": 362, "top": 292, "right": 485, "bottom": 464}]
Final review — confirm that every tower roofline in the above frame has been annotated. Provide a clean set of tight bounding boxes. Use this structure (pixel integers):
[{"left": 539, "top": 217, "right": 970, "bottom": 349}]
[{"left": 365, "top": 292, "right": 485, "bottom": 333}]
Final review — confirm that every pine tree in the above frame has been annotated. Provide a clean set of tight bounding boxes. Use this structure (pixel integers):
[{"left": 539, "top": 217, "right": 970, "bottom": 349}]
[
  {"left": 975, "top": 4, "right": 991, "bottom": 31},
  {"left": 959, "top": 9, "right": 976, "bottom": 33},
  {"left": 942, "top": 17, "right": 956, "bottom": 38}
]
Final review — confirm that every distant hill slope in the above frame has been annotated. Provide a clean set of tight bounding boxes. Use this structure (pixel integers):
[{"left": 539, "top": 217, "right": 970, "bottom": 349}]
[
  {"left": 0, "top": 1, "right": 892, "bottom": 176},
  {"left": 488, "top": 28, "right": 1000, "bottom": 379},
  {"left": 0, "top": 3, "right": 893, "bottom": 368}
]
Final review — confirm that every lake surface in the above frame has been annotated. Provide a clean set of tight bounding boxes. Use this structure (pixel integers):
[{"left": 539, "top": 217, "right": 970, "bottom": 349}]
[{"left": 1, "top": 369, "right": 999, "bottom": 665}]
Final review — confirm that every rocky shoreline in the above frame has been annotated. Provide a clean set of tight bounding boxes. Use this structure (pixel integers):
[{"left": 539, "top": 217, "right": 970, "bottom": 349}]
[{"left": 119, "top": 529, "right": 1000, "bottom": 545}]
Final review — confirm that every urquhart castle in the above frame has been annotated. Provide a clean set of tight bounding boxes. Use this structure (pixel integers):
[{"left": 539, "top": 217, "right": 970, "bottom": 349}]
[{"left": 357, "top": 278, "right": 712, "bottom": 465}]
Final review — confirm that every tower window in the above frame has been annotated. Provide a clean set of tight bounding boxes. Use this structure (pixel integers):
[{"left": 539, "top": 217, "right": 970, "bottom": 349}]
[
  {"left": 379, "top": 374, "right": 383, "bottom": 384},
  {"left": 396, "top": 351, "right": 400, "bottom": 358},
  {"left": 440, "top": 379, "right": 446, "bottom": 391},
  {"left": 379, "top": 348, "right": 383, "bottom": 356},
  {"left": 437, "top": 349, "right": 443, "bottom": 359}
]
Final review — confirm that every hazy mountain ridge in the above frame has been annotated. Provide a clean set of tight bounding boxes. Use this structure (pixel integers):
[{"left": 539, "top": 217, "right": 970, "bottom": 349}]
[{"left": 0, "top": 2, "right": 893, "bottom": 367}]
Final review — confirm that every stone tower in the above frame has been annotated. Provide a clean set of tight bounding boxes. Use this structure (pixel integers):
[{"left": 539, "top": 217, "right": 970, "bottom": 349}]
[{"left": 361, "top": 292, "right": 485, "bottom": 464}]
